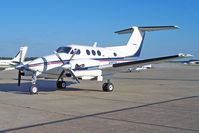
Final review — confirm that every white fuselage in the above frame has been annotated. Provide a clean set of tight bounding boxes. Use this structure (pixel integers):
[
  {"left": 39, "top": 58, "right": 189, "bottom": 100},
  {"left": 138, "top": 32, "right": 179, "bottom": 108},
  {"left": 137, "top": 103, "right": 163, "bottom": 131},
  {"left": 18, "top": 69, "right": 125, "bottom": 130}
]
[
  {"left": 24, "top": 44, "right": 137, "bottom": 79},
  {"left": 0, "top": 60, "right": 11, "bottom": 68}
]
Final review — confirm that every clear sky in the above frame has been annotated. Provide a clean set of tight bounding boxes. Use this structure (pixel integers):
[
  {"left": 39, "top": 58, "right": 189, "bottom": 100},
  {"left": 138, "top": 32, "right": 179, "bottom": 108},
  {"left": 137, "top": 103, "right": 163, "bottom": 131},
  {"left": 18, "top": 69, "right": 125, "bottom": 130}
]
[{"left": 0, "top": 0, "right": 198, "bottom": 59}]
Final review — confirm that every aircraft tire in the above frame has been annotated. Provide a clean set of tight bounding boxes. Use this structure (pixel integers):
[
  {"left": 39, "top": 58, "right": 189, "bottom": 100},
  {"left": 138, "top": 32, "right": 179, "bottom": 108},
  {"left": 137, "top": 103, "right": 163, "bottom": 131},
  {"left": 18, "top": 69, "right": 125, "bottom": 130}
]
[
  {"left": 102, "top": 83, "right": 114, "bottom": 92},
  {"left": 57, "top": 81, "right": 66, "bottom": 89},
  {"left": 107, "top": 83, "right": 114, "bottom": 92},
  {"left": 29, "top": 85, "right": 38, "bottom": 94},
  {"left": 102, "top": 83, "right": 108, "bottom": 91}
]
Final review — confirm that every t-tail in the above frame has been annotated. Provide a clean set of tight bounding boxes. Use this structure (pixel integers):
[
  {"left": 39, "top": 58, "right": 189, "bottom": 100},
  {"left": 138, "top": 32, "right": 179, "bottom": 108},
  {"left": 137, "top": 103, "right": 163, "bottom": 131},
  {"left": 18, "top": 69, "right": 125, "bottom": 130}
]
[{"left": 115, "top": 26, "right": 179, "bottom": 57}]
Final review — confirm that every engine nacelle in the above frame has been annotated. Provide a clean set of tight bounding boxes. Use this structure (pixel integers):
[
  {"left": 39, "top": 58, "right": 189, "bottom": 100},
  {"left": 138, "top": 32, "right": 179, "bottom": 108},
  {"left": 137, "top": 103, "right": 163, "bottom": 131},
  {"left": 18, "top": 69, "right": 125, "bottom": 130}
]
[
  {"left": 22, "top": 70, "right": 33, "bottom": 76},
  {"left": 74, "top": 70, "right": 103, "bottom": 81}
]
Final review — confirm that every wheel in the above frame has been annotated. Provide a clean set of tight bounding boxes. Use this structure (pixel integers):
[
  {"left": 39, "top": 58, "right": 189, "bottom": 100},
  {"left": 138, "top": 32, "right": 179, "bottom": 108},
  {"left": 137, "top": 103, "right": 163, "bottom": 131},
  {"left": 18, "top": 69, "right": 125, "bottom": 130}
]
[
  {"left": 102, "top": 83, "right": 114, "bottom": 92},
  {"left": 102, "top": 83, "right": 108, "bottom": 91},
  {"left": 57, "top": 81, "right": 66, "bottom": 89},
  {"left": 106, "top": 83, "right": 114, "bottom": 92},
  {"left": 29, "top": 85, "right": 38, "bottom": 94}
]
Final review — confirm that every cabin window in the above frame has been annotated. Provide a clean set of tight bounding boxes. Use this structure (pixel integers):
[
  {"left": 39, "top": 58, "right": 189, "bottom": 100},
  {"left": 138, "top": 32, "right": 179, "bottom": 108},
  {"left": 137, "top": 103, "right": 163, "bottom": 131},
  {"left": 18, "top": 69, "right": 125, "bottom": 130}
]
[
  {"left": 56, "top": 47, "right": 72, "bottom": 53},
  {"left": 97, "top": 50, "right": 101, "bottom": 56},
  {"left": 113, "top": 52, "right": 117, "bottom": 57},
  {"left": 92, "top": 50, "right": 96, "bottom": 56},
  {"left": 86, "top": 49, "right": 90, "bottom": 55}
]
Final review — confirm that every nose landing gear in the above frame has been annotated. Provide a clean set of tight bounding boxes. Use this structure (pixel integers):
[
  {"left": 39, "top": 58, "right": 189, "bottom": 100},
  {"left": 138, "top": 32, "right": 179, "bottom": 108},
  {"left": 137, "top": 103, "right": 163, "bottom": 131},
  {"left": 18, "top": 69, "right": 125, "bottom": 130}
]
[
  {"left": 29, "top": 85, "right": 38, "bottom": 94},
  {"left": 29, "top": 72, "right": 38, "bottom": 94}
]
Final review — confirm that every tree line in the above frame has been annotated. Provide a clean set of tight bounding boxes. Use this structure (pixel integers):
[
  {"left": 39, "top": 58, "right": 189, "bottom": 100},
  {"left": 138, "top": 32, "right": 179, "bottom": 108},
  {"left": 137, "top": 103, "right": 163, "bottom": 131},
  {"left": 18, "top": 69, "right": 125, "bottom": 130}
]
[{"left": 0, "top": 57, "right": 38, "bottom": 61}]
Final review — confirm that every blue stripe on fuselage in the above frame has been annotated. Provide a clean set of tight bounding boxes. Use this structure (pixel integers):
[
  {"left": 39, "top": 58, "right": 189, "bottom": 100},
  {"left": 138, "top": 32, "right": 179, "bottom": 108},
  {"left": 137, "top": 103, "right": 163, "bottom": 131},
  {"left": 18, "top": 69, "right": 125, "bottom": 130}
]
[{"left": 28, "top": 57, "right": 136, "bottom": 69}]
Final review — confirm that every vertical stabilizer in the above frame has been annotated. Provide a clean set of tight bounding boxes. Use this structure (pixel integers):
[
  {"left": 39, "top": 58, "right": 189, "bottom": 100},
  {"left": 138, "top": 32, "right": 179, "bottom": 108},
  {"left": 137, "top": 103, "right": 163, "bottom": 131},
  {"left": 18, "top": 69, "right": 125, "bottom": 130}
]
[
  {"left": 126, "top": 27, "right": 145, "bottom": 47},
  {"left": 126, "top": 27, "right": 145, "bottom": 57},
  {"left": 11, "top": 46, "right": 28, "bottom": 64}
]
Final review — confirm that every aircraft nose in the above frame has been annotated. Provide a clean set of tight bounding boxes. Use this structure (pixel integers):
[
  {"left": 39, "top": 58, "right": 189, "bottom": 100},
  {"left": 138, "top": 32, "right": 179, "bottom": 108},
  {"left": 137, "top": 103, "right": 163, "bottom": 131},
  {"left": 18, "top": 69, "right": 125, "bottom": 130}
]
[
  {"left": 15, "top": 64, "right": 23, "bottom": 70},
  {"left": 27, "top": 57, "right": 44, "bottom": 72},
  {"left": 15, "top": 64, "right": 28, "bottom": 70}
]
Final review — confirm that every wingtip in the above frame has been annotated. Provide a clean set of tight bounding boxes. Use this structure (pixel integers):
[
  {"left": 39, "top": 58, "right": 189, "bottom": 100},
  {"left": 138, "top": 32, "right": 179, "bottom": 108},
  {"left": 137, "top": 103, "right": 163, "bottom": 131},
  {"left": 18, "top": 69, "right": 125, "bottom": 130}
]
[
  {"left": 174, "top": 25, "right": 180, "bottom": 29},
  {"left": 178, "top": 53, "right": 193, "bottom": 57}
]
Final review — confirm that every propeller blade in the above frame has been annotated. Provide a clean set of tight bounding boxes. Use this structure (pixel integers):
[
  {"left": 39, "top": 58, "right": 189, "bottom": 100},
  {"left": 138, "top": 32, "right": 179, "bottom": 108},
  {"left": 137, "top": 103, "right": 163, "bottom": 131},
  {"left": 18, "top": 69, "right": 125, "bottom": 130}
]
[
  {"left": 54, "top": 51, "right": 65, "bottom": 64},
  {"left": 68, "top": 69, "right": 80, "bottom": 83},
  {"left": 57, "top": 70, "right": 65, "bottom": 81},
  {"left": 18, "top": 71, "right": 21, "bottom": 86},
  {"left": 69, "top": 49, "right": 78, "bottom": 61}
]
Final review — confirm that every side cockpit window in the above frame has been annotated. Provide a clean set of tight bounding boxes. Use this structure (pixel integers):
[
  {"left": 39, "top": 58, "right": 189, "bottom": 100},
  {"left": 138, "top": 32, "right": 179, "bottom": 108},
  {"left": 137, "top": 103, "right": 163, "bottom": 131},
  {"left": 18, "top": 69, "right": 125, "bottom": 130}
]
[
  {"left": 56, "top": 47, "right": 72, "bottom": 53},
  {"left": 70, "top": 49, "right": 81, "bottom": 55}
]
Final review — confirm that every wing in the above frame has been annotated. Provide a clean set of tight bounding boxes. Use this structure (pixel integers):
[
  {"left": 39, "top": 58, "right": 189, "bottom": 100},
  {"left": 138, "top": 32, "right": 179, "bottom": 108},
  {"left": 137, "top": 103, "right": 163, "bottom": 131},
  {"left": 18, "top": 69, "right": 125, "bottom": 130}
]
[{"left": 99, "top": 53, "right": 192, "bottom": 71}]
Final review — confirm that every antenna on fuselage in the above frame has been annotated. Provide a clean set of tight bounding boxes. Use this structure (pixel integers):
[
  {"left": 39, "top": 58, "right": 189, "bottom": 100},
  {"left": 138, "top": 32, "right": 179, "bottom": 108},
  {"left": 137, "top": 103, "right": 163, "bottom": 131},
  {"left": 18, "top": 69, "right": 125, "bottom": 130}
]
[{"left": 93, "top": 42, "right": 97, "bottom": 47}]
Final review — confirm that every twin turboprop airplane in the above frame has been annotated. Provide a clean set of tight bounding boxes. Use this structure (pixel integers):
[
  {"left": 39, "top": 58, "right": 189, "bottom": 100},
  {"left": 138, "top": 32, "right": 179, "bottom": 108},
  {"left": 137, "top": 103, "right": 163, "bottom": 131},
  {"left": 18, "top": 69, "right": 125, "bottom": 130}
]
[
  {"left": 0, "top": 46, "right": 28, "bottom": 70},
  {"left": 15, "top": 26, "right": 192, "bottom": 94}
]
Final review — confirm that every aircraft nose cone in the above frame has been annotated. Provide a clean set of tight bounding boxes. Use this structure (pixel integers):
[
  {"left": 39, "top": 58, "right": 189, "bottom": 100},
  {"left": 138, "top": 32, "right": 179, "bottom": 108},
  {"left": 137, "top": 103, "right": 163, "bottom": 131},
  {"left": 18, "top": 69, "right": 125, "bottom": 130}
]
[
  {"left": 15, "top": 64, "right": 23, "bottom": 70},
  {"left": 15, "top": 64, "right": 28, "bottom": 70}
]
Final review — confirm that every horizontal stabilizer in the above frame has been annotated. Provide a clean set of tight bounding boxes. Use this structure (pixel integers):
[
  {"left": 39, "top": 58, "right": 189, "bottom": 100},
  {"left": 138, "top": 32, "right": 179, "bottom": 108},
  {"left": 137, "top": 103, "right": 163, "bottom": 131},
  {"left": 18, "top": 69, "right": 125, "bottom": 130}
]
[{"left": 115, "top": 26, "right": 179, "bottom": 34}]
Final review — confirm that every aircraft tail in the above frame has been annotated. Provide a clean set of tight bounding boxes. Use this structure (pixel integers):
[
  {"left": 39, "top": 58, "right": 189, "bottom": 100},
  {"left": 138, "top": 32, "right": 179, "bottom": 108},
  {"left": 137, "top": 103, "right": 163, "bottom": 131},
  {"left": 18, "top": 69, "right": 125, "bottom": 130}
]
[
  {"left": 115, "top": 26, "right": 179, "bottom": 57},
  {"left": 11, "top": 46, "right": 28, "bottom": 64}
]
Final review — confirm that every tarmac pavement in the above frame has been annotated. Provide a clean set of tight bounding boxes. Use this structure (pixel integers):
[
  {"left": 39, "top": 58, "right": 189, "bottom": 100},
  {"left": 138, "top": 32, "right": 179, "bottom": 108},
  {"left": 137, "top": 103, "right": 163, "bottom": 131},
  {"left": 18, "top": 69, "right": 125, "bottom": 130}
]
[{"left": 0, "top": 64, "right": 199, "bottom": 133}]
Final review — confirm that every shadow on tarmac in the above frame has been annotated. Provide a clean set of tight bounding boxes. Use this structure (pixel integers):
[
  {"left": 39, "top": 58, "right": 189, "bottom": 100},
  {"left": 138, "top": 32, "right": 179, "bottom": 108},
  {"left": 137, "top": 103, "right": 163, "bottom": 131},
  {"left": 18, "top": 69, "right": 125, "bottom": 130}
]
[{"left": 0, "top": 79, "right": 100, "bottom": 94}]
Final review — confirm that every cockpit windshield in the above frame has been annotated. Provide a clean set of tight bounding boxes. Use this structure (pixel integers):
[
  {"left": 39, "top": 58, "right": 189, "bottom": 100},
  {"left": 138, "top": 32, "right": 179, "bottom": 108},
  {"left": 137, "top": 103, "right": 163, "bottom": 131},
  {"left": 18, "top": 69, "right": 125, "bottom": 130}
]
[{"left": 56, "top": 47, "right": 72, "bottom": 53}]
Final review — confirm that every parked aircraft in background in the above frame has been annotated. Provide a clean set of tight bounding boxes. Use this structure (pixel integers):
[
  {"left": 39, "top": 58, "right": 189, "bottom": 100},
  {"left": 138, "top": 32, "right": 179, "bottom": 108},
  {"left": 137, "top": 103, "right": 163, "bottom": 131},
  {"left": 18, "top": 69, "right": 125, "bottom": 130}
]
[
  {"left": 10, "top": 26, "right": 191, "bottom": 94},
  {"left": 0, "top": 46, "right": 28, "bottom": 70},
  {"left": 128, "top": 64, "right": 152, "bottom": 72}
]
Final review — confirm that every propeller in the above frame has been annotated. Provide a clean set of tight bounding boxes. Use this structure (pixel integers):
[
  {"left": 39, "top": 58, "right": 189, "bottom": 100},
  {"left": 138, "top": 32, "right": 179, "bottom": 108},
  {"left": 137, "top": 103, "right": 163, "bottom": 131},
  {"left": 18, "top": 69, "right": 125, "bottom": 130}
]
[
  {"left": 54, "top": 49, "right": 80, "bottom": 83},
  {"left": 16, "top": 49, "right": 23, "bottom": 86},
  {"left": 18, "top": 70, "right": 22, "bottom": 86},
  {"left": 54, "top": 51, "right": 65, "bottom": 64},
  {"left": 68, "top": 69, "right": 80, "bottom": 83}
]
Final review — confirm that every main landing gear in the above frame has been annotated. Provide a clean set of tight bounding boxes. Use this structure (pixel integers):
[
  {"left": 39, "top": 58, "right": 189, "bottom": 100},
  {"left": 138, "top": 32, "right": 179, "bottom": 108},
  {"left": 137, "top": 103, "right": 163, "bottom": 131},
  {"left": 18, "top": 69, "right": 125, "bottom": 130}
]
[
  {"left": 29, "top": 73, "right": 114, "bottom": 94},
  {"left": 57, "top": 80, "right": 67, "bottom": 89},
  {"left": 56, "top": 77, "right": 66, "bottom": 89},
  {"left": 102, "top": 80, "right": 114, "bottom": 92}
]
